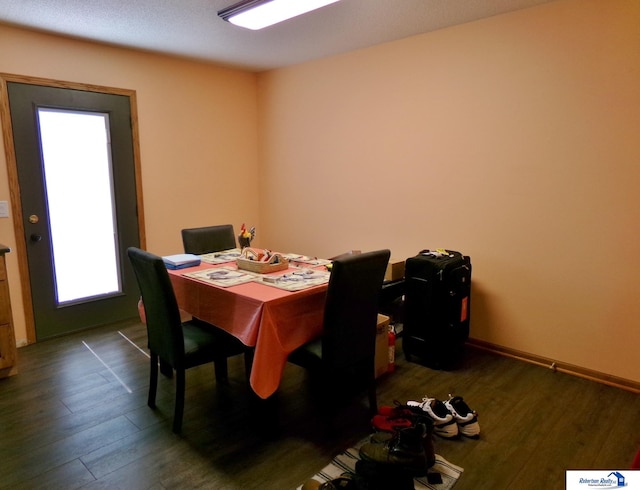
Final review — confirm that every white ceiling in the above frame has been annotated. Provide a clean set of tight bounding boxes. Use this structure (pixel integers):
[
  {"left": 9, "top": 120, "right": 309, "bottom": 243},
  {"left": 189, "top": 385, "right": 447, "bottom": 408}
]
[{"left": 0, "top": 0, "right": 555, "bottom": 72}]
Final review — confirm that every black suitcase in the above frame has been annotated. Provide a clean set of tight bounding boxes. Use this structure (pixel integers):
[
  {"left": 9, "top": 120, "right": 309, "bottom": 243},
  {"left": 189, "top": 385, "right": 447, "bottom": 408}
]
[{"left": 403, "top": 249, "right": 471, "bottom": 370}]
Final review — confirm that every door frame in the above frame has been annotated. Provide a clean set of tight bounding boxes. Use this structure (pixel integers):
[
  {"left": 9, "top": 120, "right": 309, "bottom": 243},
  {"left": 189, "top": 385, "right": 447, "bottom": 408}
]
[{"left": 0, "top": 73, "right": 146, "bottom": 344}]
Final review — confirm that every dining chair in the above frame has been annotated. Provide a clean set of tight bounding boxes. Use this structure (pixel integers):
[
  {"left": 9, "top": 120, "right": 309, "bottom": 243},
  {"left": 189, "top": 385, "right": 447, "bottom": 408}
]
[
  {"left": 127, "top": 247, "right": 247, "bottom": 433},
  {"left": 288, "top": 249, "right": 391, "bottom": 416},
  {"left": 328, "top": 249, "right": 361, "bottom": 260},
  {"left": 181, "top": 224, "right": 251, "bottom": 381},
  {"left": 181, "top": 224, "right": 236, "bottom": 255}
]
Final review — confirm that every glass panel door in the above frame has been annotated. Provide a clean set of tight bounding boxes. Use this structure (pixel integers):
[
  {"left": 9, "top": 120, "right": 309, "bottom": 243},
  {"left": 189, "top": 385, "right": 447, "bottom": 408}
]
[
  {"left": 7, "top": 81, "right": 141, "bottom": 340},
  {"left": 37, "top": 108, "right": 121, "bottom": 304}
]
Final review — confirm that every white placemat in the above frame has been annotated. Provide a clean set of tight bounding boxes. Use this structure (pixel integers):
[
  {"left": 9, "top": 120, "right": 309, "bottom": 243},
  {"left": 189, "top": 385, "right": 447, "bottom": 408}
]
[
  {"left": 183, "top": 267, "right": 255, "bottom": 287},
  {"left": 199, "top": 248, "right": 242, "bottom": 264},
  {"left": 260, "top": 269, "right": 331, "bottom": 291}
]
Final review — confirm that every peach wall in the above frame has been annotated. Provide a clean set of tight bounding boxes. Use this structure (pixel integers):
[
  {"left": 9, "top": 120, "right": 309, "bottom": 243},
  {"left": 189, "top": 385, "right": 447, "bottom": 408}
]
[
  {"left": 257, "top": 0, "right": 640, "bottom": 382},
  {"left": 1, "top": 0, "right": 638, "bottom": 385},
  {"left": 0, "top": 25, "right": 260, "bottom": 344}
]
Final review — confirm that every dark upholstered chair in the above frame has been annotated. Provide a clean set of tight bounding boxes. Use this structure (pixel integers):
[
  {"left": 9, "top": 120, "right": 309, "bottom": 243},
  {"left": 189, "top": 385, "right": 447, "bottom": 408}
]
[
  {"left": 181, "top": 224, "right": 236, "bottom": 255},
  {"left": 328, "top": 249, "right": 361, "bottom": 260},
  {"left": 127, "top": 247, "right": 247, "bottom": 433},
  {"left": 288, "top": 249, "right": 391, "bottom": 415},
  {"left": 181, "top": 224, "right": 249, "bottom": 381}
]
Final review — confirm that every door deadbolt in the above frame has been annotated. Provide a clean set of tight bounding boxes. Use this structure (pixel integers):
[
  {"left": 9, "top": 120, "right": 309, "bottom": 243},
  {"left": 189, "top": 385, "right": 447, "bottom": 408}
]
[{"left": 28, "top": 214, "right": 39, "bottom": 224}]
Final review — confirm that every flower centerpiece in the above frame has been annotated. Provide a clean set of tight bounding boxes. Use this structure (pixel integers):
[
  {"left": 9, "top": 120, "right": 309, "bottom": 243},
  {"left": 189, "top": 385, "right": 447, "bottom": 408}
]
[{"left": 238, "top": 224, "right": 255, "bottom": 249}]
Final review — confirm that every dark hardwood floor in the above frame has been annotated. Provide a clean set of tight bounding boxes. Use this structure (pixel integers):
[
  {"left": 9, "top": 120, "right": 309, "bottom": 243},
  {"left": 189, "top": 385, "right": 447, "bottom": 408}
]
[{"left": 1, "top": 320, "right": 638, "bottom": 490}]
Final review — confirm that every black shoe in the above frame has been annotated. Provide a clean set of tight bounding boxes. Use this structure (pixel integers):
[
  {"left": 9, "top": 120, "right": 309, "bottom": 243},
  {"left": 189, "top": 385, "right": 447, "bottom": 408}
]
[
  {"left": 359, "top": 424, "right": 432, "bottom": 476},
  {"left": 369, "top": 422, "right": 436, "bottom": 470}
]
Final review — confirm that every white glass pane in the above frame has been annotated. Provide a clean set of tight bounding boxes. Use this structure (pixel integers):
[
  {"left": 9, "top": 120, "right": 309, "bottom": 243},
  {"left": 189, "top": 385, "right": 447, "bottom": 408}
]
[{"left": 38, "top": 108, "right": 120, "bottom": 305}]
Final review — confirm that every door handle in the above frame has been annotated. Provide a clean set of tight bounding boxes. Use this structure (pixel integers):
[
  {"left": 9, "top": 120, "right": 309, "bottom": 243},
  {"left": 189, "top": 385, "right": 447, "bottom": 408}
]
[{"left": 30, "top": 234, "right": 42, "bottom": 242}]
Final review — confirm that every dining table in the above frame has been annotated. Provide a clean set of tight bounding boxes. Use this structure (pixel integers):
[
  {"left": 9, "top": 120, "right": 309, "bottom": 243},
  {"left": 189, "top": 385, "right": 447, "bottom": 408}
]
[{"left": 167, "top": 251, "right": 330, "bottom": 399}]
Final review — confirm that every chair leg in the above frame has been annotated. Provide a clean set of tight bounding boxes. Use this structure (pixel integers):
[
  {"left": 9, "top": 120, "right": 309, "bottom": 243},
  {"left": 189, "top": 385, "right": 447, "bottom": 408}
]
[
  {"left": 148, "top": 352, "right": 159, "bottom": 408},
  {"left": 173, "top": 368, "right": 185, "bottom": 433},
  {"left": 214, "top": 358, "right": 229, "bottom": 384},
  {"left": 160, "top": 359, "right": 173, "bottom": 378}
]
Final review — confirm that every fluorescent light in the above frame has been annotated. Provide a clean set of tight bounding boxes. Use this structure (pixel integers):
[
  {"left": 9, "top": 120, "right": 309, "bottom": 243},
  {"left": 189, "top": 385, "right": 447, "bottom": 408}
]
[{"left": 218, "top": 0, "right": 341, "bottom": 30}]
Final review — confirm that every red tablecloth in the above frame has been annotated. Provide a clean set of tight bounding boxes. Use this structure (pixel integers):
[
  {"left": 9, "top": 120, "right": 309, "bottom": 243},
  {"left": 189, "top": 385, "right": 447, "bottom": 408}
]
[{"left": 168, "top": 263, "right": 327, "bottom": 399}]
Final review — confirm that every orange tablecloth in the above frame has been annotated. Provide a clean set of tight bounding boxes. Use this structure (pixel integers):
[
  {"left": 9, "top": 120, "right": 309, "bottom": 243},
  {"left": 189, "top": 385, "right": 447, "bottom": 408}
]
[{"left": 168, "top": 263, "right": 327, "bottom": 399}]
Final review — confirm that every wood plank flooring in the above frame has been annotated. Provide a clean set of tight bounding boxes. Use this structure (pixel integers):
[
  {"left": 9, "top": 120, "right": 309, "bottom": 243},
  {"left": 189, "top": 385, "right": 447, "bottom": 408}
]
[{"left": 0, "top": 320, "right": 638, "bottom": 489}]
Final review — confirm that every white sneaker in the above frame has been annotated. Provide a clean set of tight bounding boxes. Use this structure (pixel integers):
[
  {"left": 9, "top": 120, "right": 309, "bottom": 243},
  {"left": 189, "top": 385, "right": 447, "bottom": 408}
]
[
  {"left": 407, "top": 396, "right": 459, "bottom": 438},
  {"left": 444, "top": 395, "right": 480, "bottom": 438}
]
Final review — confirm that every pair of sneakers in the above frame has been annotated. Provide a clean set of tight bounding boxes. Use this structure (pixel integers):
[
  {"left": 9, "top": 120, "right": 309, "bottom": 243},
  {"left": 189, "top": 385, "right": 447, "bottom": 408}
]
[{"left": 406, "top": 395, "right": 480, "bottom": 439}]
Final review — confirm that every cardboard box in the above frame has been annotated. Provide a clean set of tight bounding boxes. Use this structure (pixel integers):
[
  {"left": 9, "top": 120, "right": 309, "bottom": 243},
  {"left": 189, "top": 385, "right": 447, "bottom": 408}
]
[
  {"left": 384, "top": 259, "right": 405, "bottom": 282},
  {"left": 375, "top": 314, "right": 390, "bottom": 378}
]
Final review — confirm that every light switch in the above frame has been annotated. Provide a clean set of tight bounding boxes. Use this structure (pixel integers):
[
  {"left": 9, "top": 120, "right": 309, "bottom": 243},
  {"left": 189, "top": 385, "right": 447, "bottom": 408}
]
[{"left": 0, "top": 201, "right": 9, "bottom": 218}]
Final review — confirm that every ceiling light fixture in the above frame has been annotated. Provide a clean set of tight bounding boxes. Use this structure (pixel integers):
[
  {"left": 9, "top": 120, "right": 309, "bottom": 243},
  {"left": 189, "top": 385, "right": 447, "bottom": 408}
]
[{"left": 218, "top": 0, "right": 341, "bottom": 30}]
